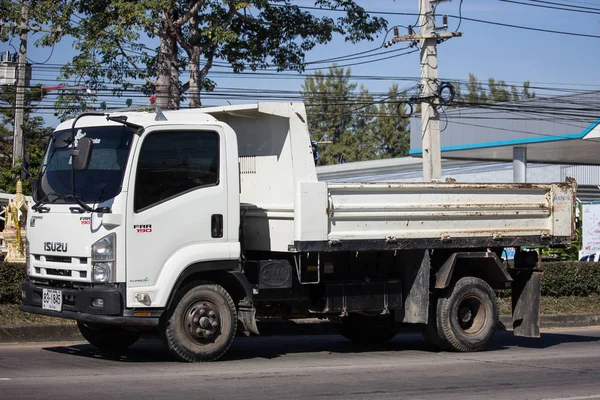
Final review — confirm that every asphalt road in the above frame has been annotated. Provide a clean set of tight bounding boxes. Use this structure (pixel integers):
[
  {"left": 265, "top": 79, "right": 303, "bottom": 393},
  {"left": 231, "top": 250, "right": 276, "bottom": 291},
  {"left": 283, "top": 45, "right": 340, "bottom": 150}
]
[{"left": 1, "top": 328, "right": 600, "bottom": 400}]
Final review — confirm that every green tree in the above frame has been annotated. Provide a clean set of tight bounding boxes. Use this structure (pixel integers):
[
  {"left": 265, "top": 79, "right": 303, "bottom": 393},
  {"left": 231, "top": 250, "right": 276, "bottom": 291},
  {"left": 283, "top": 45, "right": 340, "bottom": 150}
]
[
  {"left": 0, "top": 85, "right": 49, "bottom": 195},
  {"left": 372, "top": 84, "right": 410, "bottom": 159},
  {"left": 302, "top": 65, "right": 358, "bottom": 165},
  {"left": 521, "top": 81, "right": 536, "bottom": 100},
  {"left": 464, "top": 73, "right": 488, "bottom": 104},
  {"left": 2, "top": 1, "right": 387, "bottom": 115},
  {"left": 302, "top": 67, "right": 410, "bottom": 164},
  {"left": 487, "top": 78, "right": 511, "bottom": 103},
  {"left": 461, "top": 74, "right": 536, "bottom": 104},
  {"left": 351, "top": 86, "right": 380, "bottom": 161}
]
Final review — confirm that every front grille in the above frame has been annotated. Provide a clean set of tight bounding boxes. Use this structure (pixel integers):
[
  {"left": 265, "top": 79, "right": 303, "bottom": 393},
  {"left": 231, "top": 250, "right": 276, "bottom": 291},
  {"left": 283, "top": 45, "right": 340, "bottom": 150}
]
[
  {"left": 31, "top": 254, "right": 90, "bottom": 281},
  {"left": 45, "top": 255, "right": 72, "bottom": 263},
  {"left": 46, "top": 268, "right": 72, "bottom": 277}
]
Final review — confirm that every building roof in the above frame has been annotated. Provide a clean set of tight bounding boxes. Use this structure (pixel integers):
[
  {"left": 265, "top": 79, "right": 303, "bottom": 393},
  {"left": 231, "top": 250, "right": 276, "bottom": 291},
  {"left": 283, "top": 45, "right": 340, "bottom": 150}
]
[{"left": 409, "top": 90, "right": 600, "bottom": 165}]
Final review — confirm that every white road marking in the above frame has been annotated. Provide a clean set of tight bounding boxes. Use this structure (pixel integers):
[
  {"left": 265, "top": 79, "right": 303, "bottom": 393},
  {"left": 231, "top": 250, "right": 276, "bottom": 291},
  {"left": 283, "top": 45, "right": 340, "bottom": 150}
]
[
  {"left": 541, "top": 395, "right": 600, "bottom": 400},
  {"left": 0, "top": 378, "right": 11, "bottom": 381}
]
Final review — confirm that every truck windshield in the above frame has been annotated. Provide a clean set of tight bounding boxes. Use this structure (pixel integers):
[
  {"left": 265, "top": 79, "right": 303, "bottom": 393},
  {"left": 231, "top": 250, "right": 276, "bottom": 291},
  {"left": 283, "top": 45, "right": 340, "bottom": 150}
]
[{"left": 34, "top": 126, "right": 135, "bottom": 204}]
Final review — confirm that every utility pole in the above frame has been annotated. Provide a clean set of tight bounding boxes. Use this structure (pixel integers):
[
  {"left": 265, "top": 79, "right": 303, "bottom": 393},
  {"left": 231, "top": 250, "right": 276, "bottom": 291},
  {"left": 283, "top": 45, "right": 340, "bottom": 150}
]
[
  {"left": 13, "top": 1, "right": 29, "bottom": 167},
  {"left": 1, "top": 1, "right": 57, "bottom": 166},
  {"left": 384, "top": 0, "right": 461, "bottom": 181}
]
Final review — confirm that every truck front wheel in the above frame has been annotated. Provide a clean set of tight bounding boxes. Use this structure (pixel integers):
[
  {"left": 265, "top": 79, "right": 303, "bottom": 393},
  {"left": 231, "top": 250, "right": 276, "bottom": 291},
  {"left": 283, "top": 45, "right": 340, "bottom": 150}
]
[
  {"left": 435, "top": 276, "right": 499, "bottom": 352},
  {"left": 77, "top": 322, "right": 141, "bottom": 351},
  {"left": 163, "top": 282, "right": 237, "bottom": 362}
]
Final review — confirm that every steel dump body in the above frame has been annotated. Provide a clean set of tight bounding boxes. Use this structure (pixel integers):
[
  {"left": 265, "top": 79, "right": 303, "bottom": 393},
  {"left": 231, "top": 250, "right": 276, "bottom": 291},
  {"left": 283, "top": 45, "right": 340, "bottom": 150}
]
[{"left": 298, "top": 180, "right": 576, "bottom": 251}]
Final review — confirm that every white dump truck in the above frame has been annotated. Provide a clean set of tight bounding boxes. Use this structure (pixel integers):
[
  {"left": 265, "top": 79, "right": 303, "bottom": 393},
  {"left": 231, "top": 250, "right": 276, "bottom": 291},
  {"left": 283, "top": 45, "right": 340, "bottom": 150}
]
[{"left": 20, "top": 102, "right": 577, "bottom": 361}]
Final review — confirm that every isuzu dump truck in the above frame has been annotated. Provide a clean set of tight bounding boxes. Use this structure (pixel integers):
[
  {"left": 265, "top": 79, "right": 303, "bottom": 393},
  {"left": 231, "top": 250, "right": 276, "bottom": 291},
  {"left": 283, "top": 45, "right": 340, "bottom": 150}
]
[{"left": 20, "top": 102, "right": 576, "bottom": 362}]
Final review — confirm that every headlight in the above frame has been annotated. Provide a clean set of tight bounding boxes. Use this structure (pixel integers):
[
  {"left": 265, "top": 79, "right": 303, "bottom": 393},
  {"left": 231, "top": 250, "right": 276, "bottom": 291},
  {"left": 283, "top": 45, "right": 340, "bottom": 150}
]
[
  {"left": 92, "top": 262, "right": 113, "bottom": 283},
  {"left": 91, "top": 234, "right": 115, "bottom": 283},
  {"left": 92, "top": 234, "right": 115, "bottom": 261}
]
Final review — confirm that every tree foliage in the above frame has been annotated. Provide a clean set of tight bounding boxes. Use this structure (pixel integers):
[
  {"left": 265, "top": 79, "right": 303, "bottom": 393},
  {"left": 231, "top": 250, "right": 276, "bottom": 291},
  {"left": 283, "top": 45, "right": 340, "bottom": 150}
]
[
  {"left": 1, "top": 0, "right": 387, "bottom": 115},
  {"left": 372, "top": 84, "right": 410, "bottom": 159},
  {"left": 0, "top": 85, "right": 49, "bottom": 195},
  {"left": 460, "top": 73, "right": 536, "bottom": 104},
  {"left": 302, "top": 66, "right": 410, "bottom": 165}
]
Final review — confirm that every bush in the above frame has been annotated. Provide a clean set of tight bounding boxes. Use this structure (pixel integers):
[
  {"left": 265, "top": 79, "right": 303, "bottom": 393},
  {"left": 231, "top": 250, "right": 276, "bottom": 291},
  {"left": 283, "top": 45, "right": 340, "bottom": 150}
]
[
  {"left": 0, "top": 262, "right": 26, "bottom": 304},
  {"left": 540, "top": 261, "right": 600, "bottom": 297}
]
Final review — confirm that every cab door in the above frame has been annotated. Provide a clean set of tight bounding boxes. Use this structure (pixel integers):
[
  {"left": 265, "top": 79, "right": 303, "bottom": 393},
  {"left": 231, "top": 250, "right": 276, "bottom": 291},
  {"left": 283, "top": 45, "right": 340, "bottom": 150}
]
[{"left": 126, "top": 127, "right": 231, "bottom": 308}]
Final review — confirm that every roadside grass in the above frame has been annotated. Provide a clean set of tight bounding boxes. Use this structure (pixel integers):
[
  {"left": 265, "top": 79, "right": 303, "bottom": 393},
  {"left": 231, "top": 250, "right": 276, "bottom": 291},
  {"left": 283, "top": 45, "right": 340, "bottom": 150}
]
[
  {"left": 2, "top": 295, "right": 600, "bottom": 326},
  {"left": 497, "top": 295, "right": 600, "bottom": 315},
  {"left": 0, "top": 304, "right": 75, "bottom": 326}
]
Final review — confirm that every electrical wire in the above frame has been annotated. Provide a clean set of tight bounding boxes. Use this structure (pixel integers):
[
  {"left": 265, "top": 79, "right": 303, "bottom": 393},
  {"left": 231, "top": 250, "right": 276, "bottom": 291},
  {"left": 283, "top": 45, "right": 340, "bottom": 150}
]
[
  {"left": 455, "top": 0, "right": 464, "bottom": 32},
  {"left": 304, "top": 47, "right": 417, "bottom": 70},
  {"left": 524, "top": 0, "right": 600, "bottom": 12},
  {"left": 498, "top": 0, "right": 600, "bottom": 14},
  {"left": 281, "top": 3, "right": 600, "bottom": 39},
  {"left": 445, "top": 14, "right": 600, "bottom": 38},
  {"left": 26, "top": 43, "right": 56, "bottom": 65}
]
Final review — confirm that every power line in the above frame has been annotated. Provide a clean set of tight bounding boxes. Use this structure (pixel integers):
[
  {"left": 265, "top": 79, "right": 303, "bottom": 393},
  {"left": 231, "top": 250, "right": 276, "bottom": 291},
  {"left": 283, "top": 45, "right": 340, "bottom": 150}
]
[
  {"left": 304, "top": 48, "right": 418, "bottom": 70},
  {"left": 445, "top": 14, "right": 600, "bottom": 38},
  {"left": 498, "top": 0, "right": 600, "bottom": 14},
  {"left": 524, "top": 0, "right": 600, "bottom": 12}
]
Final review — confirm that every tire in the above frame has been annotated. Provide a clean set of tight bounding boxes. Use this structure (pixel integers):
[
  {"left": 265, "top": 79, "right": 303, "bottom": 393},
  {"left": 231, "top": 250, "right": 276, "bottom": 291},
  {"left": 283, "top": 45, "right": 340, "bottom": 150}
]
[
  {"left": 435, "top": 276, "right": 499, "bottom": 352},
  {"left": 340, "top": 314, "right": 397, "bottom": 344},
  {"left": 77, "top": 322, "right": 140, "bottom": 351},
  {"left": 163, "top": 282, "right": 237, "bottom": 362},
  {"left": 422, "top": 295, "right": 450, "bottom": 350}
]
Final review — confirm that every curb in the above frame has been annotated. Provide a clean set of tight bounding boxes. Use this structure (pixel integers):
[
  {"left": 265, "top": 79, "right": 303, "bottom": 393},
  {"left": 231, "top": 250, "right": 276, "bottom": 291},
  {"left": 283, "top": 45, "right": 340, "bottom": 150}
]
[
  {"left": 500, "top": 313, "right": 600, "bottom": 330},
  {"left": 0, "top": 324, "right": 81, "bottom": 343},
  {"left": 1, "top": 314, "right": 600, "bottom": 343}
]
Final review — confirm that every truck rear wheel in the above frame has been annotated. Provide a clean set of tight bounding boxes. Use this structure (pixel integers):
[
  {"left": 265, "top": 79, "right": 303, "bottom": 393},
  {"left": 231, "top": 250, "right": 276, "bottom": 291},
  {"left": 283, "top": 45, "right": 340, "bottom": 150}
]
[
  {"left": 77, "top": 322, "right": 141, "bottom": 351},
  {"left": 422, "top": 296, "right": 450, "bottom": 350},
  {"left": 163, "top": 282, "right": 237, "bottom": 362},
  {"left": 340, "top": 314, "right": 397, "bottom": 344},
  {"left": 435, "top": 276, "right": 499, "bottom": 352}
]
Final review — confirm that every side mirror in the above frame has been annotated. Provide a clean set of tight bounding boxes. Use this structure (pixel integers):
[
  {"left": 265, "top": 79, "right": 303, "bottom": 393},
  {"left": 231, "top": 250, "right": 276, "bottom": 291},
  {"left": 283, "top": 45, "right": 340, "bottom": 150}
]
[
  {"left": 30, "top": 178, "right": 38, "bottom": 194},
  {"left": 53, "top": 131, "right": 72, "bottom": 149},
  {"left": 311, "top": 140, "right": 319, "bottom": 165},
  {"left": 72, "top": 137, "right": 93, "bottom": 171},
  {"left": 20, "top": 152, "right": 31, "bottom": 181}
]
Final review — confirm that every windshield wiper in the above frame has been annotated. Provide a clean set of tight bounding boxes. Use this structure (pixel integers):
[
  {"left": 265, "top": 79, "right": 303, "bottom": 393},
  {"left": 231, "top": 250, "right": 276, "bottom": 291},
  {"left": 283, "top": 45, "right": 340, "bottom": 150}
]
[
  {"left": 106, "top": 115, "right": 144, "bottom": 135},
  {"left": 32, "top": 192, "right": 71, "bottom": 212}
]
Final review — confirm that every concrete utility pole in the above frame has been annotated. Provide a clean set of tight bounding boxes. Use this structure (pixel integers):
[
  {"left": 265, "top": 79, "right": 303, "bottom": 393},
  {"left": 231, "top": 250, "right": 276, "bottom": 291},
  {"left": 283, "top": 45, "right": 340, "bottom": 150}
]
[
  {"left": 419, "top": 0, "right": 441, "bottom": 182},
  {"left": 385, "top": 0, "right": 461, "bottom": 181},
  {"left": 2, "top": 1, "right": 57, "bottom": 166},
  {"left": 13, "top": 1, "right": 29, "bottom": 167}
]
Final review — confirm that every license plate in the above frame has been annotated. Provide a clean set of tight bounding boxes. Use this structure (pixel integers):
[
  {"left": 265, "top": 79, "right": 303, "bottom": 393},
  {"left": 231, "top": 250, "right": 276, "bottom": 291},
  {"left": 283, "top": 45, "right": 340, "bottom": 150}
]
[{"left": 42, "top": 289, "right": 62, "bottom": 312}]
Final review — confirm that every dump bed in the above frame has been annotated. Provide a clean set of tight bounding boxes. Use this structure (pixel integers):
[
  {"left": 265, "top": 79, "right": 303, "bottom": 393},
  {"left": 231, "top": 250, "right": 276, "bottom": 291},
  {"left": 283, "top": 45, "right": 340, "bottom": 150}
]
[{"left": 292, "top": 180, "right": 576, "bottom": 252}]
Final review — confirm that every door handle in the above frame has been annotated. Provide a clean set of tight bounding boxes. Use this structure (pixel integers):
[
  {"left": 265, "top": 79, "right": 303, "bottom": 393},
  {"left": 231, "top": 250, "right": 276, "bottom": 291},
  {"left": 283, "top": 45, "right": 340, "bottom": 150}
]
[{"left": 211, "top": 214, "right": 223, "bottom": 238}]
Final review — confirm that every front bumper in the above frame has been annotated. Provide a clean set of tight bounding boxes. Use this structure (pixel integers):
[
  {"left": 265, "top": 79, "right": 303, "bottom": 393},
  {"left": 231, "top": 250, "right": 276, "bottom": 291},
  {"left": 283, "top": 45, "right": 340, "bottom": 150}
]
[{"left": 20, "top": 281, "right": 159, "bottom": 327}]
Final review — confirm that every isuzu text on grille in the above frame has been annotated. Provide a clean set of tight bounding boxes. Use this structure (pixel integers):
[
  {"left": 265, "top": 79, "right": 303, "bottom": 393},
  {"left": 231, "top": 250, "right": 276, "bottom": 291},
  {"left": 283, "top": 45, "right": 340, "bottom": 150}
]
[{"left": 44, "top": 242, "right": 68, "bottom": 252}]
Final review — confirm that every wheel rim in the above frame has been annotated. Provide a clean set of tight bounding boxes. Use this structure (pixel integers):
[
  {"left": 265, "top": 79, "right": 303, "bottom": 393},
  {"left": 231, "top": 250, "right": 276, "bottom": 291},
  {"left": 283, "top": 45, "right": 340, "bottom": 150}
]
[
  {"left": 183, "top": 300, "right": 222, "bottom": 345},
  {"left": 456, "top": 295, "right": 487, "bottom": 335}
]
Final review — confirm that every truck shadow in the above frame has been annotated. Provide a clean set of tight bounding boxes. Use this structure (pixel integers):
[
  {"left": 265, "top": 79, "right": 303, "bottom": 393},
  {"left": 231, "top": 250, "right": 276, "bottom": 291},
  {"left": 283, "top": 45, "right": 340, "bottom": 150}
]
[{"left": 41, "top": 328, "right": 600, "bottom": 363}]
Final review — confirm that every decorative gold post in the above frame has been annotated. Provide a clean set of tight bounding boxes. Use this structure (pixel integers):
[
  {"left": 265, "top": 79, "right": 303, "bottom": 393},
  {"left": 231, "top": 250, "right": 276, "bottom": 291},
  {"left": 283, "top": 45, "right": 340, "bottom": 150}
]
[{"left": 3, "top": 180, "right": 28, "bottom": 263}]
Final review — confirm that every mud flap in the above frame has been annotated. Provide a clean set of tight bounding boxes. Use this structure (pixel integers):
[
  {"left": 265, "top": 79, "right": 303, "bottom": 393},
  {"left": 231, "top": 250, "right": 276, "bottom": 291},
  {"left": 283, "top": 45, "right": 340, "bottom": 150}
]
[
  {"left": 237, "top": 302, "right": 260, "bottom": 336},
  {"left": 511, "top": 269, "right": 542, "bottom": 338}
]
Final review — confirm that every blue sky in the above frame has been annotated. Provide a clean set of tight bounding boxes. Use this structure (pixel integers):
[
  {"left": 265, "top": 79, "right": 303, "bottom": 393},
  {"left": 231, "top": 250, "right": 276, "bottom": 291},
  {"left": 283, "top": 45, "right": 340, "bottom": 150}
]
[{"left": 2, "top": 0, "right": 600, "bottom": 118}]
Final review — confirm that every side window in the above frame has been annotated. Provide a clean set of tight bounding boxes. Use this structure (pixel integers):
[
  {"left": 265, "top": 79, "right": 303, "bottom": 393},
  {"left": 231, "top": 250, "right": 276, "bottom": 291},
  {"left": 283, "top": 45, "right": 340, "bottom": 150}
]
[{"left": 134, "top": 130, "right": 219, "bottom": 212}]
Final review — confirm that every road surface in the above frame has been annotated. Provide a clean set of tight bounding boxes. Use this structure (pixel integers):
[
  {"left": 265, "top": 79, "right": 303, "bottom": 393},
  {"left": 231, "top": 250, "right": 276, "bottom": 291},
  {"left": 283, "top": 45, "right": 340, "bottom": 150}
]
[{"left": 1, "top": 328, "right": 600, "bottom": 400}]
